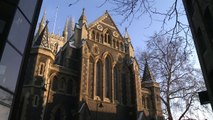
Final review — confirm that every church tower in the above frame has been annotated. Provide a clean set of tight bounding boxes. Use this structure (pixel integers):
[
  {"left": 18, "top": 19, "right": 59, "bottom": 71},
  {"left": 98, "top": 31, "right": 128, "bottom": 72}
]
[
  {"left": 17, "top": 15, "right": 56, "bottom": 119},
  {"left": 141, "top": 60, "right": 163, "bottom": 120},
  {"left": 71, "top": 9, "right": 143, "bottom": 120},
  {"left": 18, "top": 9, "right": 162, "bottom": 120},
  {"left": 18, "top": 11, "right": 80, "bottom": 120},
  {"left": 62, "top": 18, "right": 69, "bottom": 42}
]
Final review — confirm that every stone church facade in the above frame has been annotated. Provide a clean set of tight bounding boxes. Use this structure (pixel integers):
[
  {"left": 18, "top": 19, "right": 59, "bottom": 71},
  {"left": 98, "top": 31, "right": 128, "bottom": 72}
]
[{"left": 17, "top": 9, "right": 163, "bottom": 120}]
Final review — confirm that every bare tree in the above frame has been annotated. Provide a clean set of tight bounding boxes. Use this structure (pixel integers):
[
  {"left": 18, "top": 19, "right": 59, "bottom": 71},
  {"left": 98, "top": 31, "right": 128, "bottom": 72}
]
[
  {"left": 101, "top": 0, "right": 191, "bottom": 44},
  {"left": 137, "top": 34, "right": 209, "bottom": 120},
  {"left": 67, "top": 0, "right": 189, "bottom": 42}
]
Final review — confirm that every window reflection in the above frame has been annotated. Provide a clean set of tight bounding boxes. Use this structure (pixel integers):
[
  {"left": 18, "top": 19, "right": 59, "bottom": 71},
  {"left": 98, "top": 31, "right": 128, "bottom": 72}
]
[
  {"left": 18, "top": 0, "right": 37, "bottom": 22},
  {"left": 0, "top": 43, "right": 22, "bottom": 92},
  {"left": 8, "top": 9, "right": 30, "bottom": 54}
]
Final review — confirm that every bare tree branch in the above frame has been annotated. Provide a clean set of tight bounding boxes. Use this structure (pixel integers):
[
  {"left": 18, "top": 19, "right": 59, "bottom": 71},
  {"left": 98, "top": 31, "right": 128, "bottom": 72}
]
[{"left": 137, "top": 34, "right": 209, "bottom": 119}]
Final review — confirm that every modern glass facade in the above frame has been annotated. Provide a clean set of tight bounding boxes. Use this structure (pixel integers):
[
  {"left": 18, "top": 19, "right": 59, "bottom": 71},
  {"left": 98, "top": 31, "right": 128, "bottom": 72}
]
[{"left": 0, "top": 0, "right": 42, "bottom": 119}]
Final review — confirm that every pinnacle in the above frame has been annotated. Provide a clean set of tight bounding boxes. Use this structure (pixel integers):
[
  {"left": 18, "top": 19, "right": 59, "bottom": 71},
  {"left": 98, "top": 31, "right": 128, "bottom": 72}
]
[
  {"left": 41, "top": 10, "right": 47, "bottom": 25},
  {"left": 142, "top": 60, "right": 155, "bottom": 82},
  {"left": 124, "top": 27, "right": 130, "bottom": 40}
]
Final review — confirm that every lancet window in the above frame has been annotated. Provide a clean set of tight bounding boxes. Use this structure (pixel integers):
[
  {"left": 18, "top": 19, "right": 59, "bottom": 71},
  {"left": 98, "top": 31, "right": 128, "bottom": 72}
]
[
  {"left": 105, "top": 56, "right": 112, "bottom": 99},
  {"left": 96, "top": 61, "right": 102, "bottom": 97}
]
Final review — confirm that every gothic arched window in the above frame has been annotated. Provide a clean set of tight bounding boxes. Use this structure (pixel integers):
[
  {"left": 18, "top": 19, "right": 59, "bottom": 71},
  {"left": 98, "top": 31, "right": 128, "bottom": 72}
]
[
  {"left": 104, "top": 34, "right": 107, "bottom": 43},
  {"left": 89, "top": 57, "right": 94, "bottom": 98},
  {"left": 120, "top": 42, "right": 123, "bottom": 51},
  {"left": 108, "top": 35, "right": 112, "bottom": 45},
  {"left": 100, "top": 34, "right": 103, "bottom": 43},
  {"left": 113, "top": 39, "right": 115, "bottom": 48},
  {"left": 114, "top": 66, "right": 118, "bottom": 100},
  {"left": 59, "top": 78, "right": 66, "bottom": 91},
  {"left": 120, "top": 43, "right": 124, "bottom": 51},
  {"left": 38, "top": 63, "right": 45, "bottom": 76},
  {"left": 105, "top": 56, "right": 111, "bottom": 99},
  {"left": 92, "top": 31, "right": 95, "bottom": 40},
  {"left": 96, "top": 32, "right": 99, "bottom": 42},
  {"left": 96, "top": 61, "right": 102, "bottom": 97}
]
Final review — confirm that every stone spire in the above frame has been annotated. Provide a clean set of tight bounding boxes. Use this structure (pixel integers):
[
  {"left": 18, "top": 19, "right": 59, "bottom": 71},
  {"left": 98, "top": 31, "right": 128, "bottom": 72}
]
[
  {"left": 34, "top": 21, "right": 50, "bottom": 49},
  {"left": 78, "top": 8, "right": 87, "bottom": 26},
  {"left": 142, "top": 59, "right": 155, "bottom": 82},
  {"left": 38, "top": 10, "right": 46, "bottom": 34},
  {"left": 63, "top": 17, "right": 69, "bottom": 41},
  {"left": 124, "top": 27, "right": 131, "bottom": 43},
  {"left": 68, "top": 17, "right": 75, "bottom": 38}
]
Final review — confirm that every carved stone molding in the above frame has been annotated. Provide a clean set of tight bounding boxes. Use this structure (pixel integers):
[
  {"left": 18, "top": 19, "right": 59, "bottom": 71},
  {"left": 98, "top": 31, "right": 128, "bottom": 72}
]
[
  {"left": 97, "top": 24, "right": 103, "bottom": 31},
  {"left": 113, "top": 31, "right": 119, "bottom": 38},
  {"left": 92, "top": 44, "right": 100, "bottom": 56}
]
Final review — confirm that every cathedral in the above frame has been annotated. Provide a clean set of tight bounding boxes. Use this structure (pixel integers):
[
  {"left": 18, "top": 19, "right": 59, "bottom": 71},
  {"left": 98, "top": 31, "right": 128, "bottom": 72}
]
[{"left": 17, "top": 9, "right": 163, "bottom": 120}]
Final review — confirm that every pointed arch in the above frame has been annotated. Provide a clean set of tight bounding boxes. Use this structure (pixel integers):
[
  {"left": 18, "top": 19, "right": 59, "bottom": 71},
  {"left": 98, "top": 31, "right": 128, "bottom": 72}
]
[
  {"left": 59, "top": 77, "right": 66, "bottom": 91},
  {"left": 100, "top": 34, "right": 103, "bottom": 43},
  {"left": 91, "top": 30, "right": 95, "bottom": 40},
  {"left": 96, "top": 32, "right": 100, "bottom": 42},
  {"left": 116, "top": 41, "right": 119, "bottom": 49},
  {"left": 103, "top": 28, "right": 112, "bottom": 44},
  {"left": 102, "top": 52, "right": 114, "bottom": 62},
  {"left": 95, "top": 59, "right": 103, "bottom": 99},
  {"left": 50, "top": 104, "right": 66, "bottom": 120},
  {"left": 117, "top": 54, "right": 123, "bottom": 63},
  {"left": 113, "top": 39, "right": 116, "bottom": 48},
  {"left": 103, "top": 28, "right": 109, "bottom": 34},
  {"left": 38, "top": 62, "right": 45, "bottom": 76},
  {"left": 105, "top": 55, "right": 112, "bottom": 100},
  {"left": 120, "top": 42, "right": 123, "bottom": 51}
]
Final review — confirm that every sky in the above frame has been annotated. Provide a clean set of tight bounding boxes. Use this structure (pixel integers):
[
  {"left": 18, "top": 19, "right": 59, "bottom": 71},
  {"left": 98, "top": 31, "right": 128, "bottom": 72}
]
[
  {"left": 38, "top": 0, "right": 205, "bottom": 70},
  {"left": 38, "top": 0, "right": 203, "bottom": 68},
  {"left": 36, "top": 0, "right": 212, "bottom": 119},
  {"left": 38, "top": 0, "right": 174, "bottom": 51}
]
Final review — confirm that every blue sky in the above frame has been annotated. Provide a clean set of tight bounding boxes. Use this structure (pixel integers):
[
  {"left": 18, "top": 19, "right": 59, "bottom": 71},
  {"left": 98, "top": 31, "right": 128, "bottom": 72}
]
[
  {"left": 38, "top": 0, "right": 203, "bottom": 68},
  {"left": 36, "top": 0, "right": 213, "bottom": 119},
  {"left": 38, "top": 0, "right": 201, "bottom": 66},
  {"left": 38, "top": 0, "right": 174, "bottom": 51}
]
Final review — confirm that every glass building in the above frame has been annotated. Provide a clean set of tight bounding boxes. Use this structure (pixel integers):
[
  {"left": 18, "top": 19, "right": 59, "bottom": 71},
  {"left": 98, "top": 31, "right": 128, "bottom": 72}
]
[
  {"left": 183, "top": 0, "right": 213, "bottom": 109},
  {"left": 0, "top": 0, "right": 42, "bottom": 119}
]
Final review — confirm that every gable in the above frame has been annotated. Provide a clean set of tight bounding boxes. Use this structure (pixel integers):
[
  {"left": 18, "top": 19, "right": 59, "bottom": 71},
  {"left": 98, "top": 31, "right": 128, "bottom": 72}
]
[{"left": 88, "top": 12, "right": 123, "bottom": 39}]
